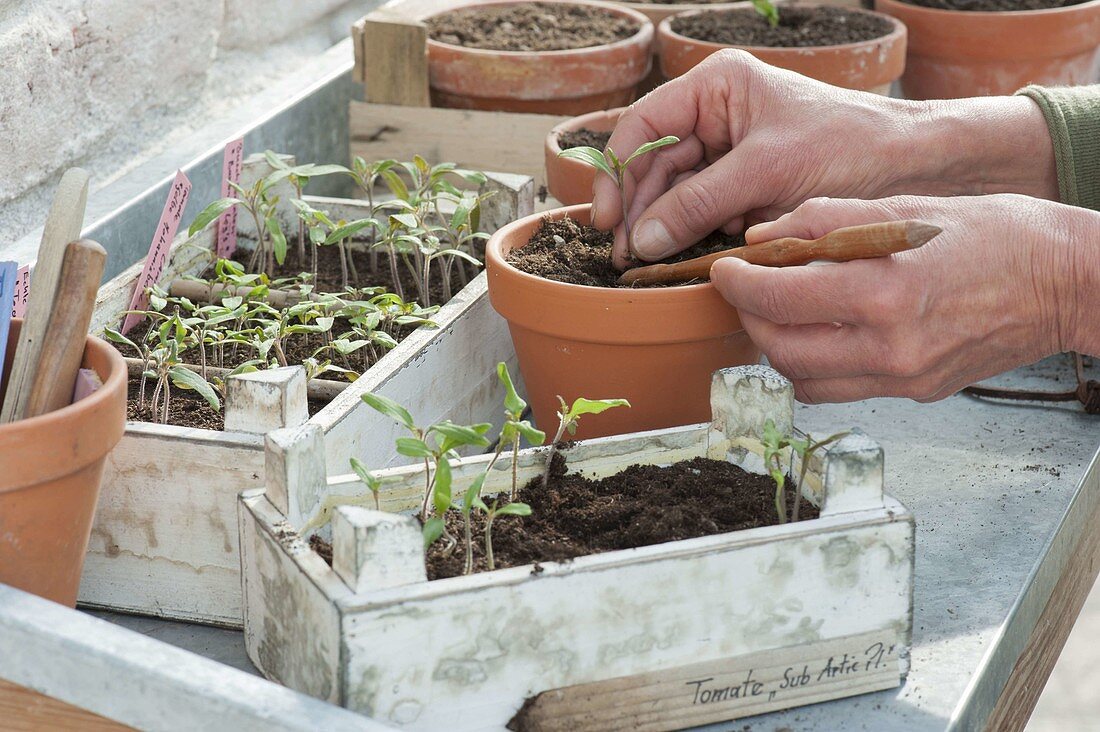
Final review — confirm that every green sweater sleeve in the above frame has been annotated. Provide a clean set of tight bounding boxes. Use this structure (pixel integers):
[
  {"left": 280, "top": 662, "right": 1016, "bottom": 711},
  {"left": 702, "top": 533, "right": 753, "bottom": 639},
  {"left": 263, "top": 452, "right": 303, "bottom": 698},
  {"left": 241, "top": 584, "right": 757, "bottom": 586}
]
[{"left": 1017, "top": 84, "right": 1100, "bottom": 211}]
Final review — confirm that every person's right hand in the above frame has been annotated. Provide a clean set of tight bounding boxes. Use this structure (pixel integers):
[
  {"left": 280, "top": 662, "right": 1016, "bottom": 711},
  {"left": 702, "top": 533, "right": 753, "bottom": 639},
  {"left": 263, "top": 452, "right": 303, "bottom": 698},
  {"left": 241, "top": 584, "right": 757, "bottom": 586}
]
[{"left": 592, "top": 50, "right": 1059, "bottom": 269}]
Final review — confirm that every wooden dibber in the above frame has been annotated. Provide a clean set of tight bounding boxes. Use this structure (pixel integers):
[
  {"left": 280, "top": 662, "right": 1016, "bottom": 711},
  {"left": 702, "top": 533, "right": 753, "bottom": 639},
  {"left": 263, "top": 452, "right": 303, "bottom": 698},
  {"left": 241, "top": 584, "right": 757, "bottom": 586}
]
[
  {"left": 618, "top": 220, "right": 943, "bottom": 287},
  {"left": 22, "top": 240, "right": 107, "bottom": 418}
]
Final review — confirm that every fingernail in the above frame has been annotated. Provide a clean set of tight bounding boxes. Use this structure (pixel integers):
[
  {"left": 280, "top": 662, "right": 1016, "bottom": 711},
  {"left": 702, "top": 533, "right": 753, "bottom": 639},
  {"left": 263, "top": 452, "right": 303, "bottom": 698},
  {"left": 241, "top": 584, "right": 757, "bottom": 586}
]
[{"left": 632, "top": 219, "right": 676, "bottom": 260}]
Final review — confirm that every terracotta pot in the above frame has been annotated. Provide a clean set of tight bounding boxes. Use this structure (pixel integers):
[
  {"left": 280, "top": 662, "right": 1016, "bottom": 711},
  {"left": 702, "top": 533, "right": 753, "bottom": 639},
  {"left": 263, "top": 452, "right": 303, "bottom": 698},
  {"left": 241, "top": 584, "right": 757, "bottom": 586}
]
[
  {"left": 658, "top": 5, "right": 908, "bottom": 92},
  {"left": 0, "top": 320, "right": 127, "bottom": 606},
  {"left": 485, "top": 204, "right": 761, "bottom": 440},
  {"left": 426, "top": 0, "right": 655, "bottom": 114},
  {"left": 545, "top": 108, "right": 626, "bottom": 205},
  {"left": 875, "top": 0, "right": 1100, "bottom": 99}
]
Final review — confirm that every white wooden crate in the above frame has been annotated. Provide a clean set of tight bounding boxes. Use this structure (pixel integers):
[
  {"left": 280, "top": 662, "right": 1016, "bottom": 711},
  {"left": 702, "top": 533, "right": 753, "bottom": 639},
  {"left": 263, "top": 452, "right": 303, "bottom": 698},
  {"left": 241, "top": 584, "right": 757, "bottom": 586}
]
[
  {"left": 240, "top": 365, "right": 914, "bottom": 731},
  {"left": 78, "top": 154, "right": 534, "bottom": 627}
]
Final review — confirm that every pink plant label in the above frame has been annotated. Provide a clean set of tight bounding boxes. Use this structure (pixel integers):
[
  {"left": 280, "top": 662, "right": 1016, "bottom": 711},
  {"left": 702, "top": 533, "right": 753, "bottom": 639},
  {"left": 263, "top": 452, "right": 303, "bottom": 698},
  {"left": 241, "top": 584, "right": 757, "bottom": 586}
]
[
  {"left": 216, "top": 138, "right": 245, "bottom": 259},
  {"left": 72, "top": 368, "right": 103, "bottom": 403},
  {"left": 121, "top": 170, "right": 192, "bottom": 334},
  {"left": 0, "top": 261, "right": 16, "bottom": 382},
  {"left": 10, "top": 264, "right": 30, "bottom": 318}
]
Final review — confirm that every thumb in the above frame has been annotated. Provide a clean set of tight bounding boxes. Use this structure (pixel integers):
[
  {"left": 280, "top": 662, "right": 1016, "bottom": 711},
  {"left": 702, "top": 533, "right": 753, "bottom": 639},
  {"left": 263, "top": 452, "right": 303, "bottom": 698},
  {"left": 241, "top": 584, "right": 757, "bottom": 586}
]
[{"left": 745, "top": 196, "right": 928, "bottom": 245}]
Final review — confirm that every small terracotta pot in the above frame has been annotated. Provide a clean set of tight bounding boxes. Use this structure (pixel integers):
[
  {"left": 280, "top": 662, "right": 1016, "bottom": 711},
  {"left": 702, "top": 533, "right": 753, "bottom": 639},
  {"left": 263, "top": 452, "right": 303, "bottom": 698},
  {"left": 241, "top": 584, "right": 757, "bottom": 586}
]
[
  {"left": 875, "top": 0, "right": 1100, "bottom": 99},
  {"left": 486, "top": 205, "right": 761, "bottom": 440},
  {"left": 0, "top": 320, "right": 127, "bottom": 607},
  {"left": 426, "top": 0, "right": 655, "bottom": 114},
  {"left": 545, "top": 108, "right": 626, "bottom": 205},
  {"left": 659, "top": 5, "right": 907, "bottom": 92}
]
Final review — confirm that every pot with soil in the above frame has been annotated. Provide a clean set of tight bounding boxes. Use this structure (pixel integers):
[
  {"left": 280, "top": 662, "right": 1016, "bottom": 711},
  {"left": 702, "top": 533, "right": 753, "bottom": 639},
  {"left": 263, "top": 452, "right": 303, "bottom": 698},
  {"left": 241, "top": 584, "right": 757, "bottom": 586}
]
[
  {"left": 544, "top": 108, "right": 623, "bottom": 205},
  {"left": 241, "top": 365, "right": 915, "bottom": 731},
  {"left": 659, "top": 3, "right": 907, "bottom": 92},
  {"left": 424, "top": 0, "right": 655, "bottom": 114},
  {"left": 875, "top": 0, "right": 1100, "bottom": 99},
  {"left": 485, "top": 203, "right": 761, "bottom": 441},
  {"left": 0, "top": 319, "right": 127, "bottom": 607}
]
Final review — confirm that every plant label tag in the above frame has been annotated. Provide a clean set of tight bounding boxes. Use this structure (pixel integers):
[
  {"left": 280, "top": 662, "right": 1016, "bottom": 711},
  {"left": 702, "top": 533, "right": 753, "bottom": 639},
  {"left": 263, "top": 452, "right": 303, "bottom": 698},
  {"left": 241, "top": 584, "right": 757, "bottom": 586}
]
[
  {"left": 72, "top": 368, "right": 103, "bottom": 403},
  {"left": 0, "top": 261, "right": 16, "bottom": 382},
  {"left": 216, "top": 138, "right": 244, "bottom": 259},
  {"left": 10, "top": 264, "right": 30, "bottom": 318},
  {"left": 121, "top": 170, "right": 192, "bottom": 334}
]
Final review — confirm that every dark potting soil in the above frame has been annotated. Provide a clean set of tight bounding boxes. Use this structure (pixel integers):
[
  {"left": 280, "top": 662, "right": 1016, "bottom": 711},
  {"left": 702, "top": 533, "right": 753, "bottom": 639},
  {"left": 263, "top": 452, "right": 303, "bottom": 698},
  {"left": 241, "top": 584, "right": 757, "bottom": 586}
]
[
  {"left": 621, "top": 0, "right": 732, "bottom": 4},
  {"left": 558, "top": 128, "right": 613, "bottom": 151},
  {"left": 427, "top": 2, "right": 640, "bottom": 52},
  {"left": 125, "top": 372, "right": 328, "bottom": 431},
  {"left": 505, "top": 216, "right": 744, "bottom": 287},
  {"left": 670, "top": 6, "right": 893, "bottom": 47},
  {"left": 899, "top": 0, "right": 1083, "bottom": 10},
  {"left": 425, "top": 453, "right": 819, "bottom": 580}
]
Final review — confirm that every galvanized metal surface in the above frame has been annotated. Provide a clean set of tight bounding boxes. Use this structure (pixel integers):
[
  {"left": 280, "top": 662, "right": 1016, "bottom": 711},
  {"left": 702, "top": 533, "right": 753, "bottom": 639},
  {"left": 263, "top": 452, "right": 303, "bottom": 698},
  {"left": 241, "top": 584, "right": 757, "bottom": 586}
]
[{"left": 94, "top": 355, "right": 1099, "bottom": 730}]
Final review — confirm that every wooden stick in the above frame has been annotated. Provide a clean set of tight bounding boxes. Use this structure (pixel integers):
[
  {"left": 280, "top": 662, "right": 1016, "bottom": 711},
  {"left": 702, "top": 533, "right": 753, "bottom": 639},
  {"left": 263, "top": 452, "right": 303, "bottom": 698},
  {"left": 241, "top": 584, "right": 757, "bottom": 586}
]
[
  {"left": 1, "top": 168, "right": 90, "bottom": 422},
  {"left": 122, "top": 358, "right": 350, "bottom": 402},
  {"left": 617, "top": 220, "right": 943, "bottom": 287},
  {"left": 22, "top": 240, "right": 107, "bottom": 418}
]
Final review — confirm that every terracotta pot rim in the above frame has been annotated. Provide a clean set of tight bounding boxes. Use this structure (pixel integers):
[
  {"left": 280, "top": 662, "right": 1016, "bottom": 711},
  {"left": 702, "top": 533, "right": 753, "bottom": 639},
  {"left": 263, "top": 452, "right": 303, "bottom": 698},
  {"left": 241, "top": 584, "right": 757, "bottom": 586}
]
[
  {"left": 658, "top": 4, "right": 906, "bottom": 53},
  {"left": 487, "top": 204, "right": 720, "bottom": 298},
  {"left": 424, "top": 0, "right": 655, "bottom": 58},
  {"left": 0, "top": 334, "right": 126, "bottom": 439},
  {"left": 547, "top": 107, "right": 627, "bottom": 156},
  {"left": 876, "top": 0, "right": 1100, "bottom": 17}
]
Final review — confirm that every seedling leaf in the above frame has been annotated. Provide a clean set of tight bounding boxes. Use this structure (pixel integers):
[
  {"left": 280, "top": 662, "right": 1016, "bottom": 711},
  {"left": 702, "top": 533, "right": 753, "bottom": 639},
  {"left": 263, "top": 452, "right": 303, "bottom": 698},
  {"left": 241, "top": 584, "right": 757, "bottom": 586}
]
[
  {"left": 188, "top": 198, "right": 240, "bottom": 237},
  {"left": 496, "top": 502, "right": 532, "bottom": 517},
  {"left": 396, "top": 437, "right": 433, "bottom": 458},
  {"left": 433, "top": 457, "right": 453, "bottom": 516},
  {"left": 624, "top": 136, "right": 680, "bottom": 167},
  {"left": 168, "top": 366, "right": 221, "bottom": 411},
  {"left": 422, "top": 517, "right": 445, "bottom": 549},
  {"left": 496, "top": 362, "right": 526, "bottom": 415},
  {"left": 557, "top": 146, "right": 616, "bottom": 180},
  {"left": 569, "top": 397, "right": 630, "bottom": 419},
  {"left": 362, "top": 392, "right": 415, "bottom": 430}
]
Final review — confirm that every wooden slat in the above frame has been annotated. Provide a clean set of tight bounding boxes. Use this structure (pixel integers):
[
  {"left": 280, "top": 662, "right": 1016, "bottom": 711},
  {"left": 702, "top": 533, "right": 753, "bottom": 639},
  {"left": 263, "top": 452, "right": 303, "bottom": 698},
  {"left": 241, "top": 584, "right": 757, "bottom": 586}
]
[
  {"left": 514, "top": 630, "right": 902, "bottom": 732},
  {"left": 985, "top": 497, "right": 1100, "bottom": 731},
  {"left": 350, "top": 102, "right": 568, "bottom": 189},
  {"left": 358, "top": 14, "right": 431, "bottom": 106},
  {"left": 0, "top": 678, "right": 133, "bottom": 732}
]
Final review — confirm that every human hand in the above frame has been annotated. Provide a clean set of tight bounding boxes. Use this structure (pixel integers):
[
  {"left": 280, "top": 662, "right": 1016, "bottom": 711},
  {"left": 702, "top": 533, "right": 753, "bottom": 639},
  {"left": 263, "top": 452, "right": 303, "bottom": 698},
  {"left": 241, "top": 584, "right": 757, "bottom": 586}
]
[
  {"left": 592, "top": 50, "right": 1057, "bottom": 269},
  {"left": 709, "top": 194, "right": 1096, "bottom": 404}
]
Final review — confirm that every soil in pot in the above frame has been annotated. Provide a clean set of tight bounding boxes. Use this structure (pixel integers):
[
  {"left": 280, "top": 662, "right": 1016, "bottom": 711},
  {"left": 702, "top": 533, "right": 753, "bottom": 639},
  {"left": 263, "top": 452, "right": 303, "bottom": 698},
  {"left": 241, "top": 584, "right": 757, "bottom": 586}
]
[
  {"left": 427, "top": 2, "right": 641, "bottom": 51},
  {"left": 505, "top": 216, "right": 744, "bottom": 287},
  {"left": 558, "top": 128, "right": 613, "bottom": 151},
  {"left": 899, "top": 0, "right": 1083, "bottom": 9},
  {"left": 670, "top": 6, "right": 895, "bottom": 46}
]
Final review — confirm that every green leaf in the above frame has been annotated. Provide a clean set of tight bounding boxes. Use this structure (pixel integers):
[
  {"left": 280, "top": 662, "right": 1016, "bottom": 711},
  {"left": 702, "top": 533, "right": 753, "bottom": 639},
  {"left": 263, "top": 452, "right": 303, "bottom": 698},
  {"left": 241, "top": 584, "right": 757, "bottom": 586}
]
[
  {"left": 396, "top": 437, "right": 433, "bottom": 458},
  {"left": 430, "top": 421, "right": 492, "bottom": 449},
  {"left": 349, "top": 457, "right": 380, "bottom": 493},
  {"left": 361, "top": 392, "right": 416, "bottom": 430},
  {"left": 496, "top": 362, "right": 526, "bottom": 415},
  {"left": 623, "top": 136, "right": 681, "bottom": 168},
  {"left": 324, "top": 218, "right": 377, "bottom": 245},
  {"left": 422, "top": 517, "right": 445, "bottom": 549},
  {"left": 516, "top": 422, "right": 547, "bottom": 447},
  {"left": 187, "top": 198, "right": 240, "bottom": 237},
  {"left": 264, "top": 150, "right": 290, "bottom": 171},
  {"left": 103, "top": 327, "right": 139, "bottom": 353},
  {"left": 168, "top": 366, "right": 221, "bottom": 411},
  {"left": 750, "top": 0, "right": 780, "bottom": 26},
  {"left": 461, "top": 473, "right": 487, "bottom": 517},
  {"left": 266, "top": 215, "right": 287, "bottom": 265},
  {"left": 567, "top": 397, "right": 630, "bottom": 420},
  {"left": 557, "top": 146, "right": 616, "bottom": 181},
  {"left": 496, "top": 502, "right": 532, "bottom": 518},
  {"left": 433, "top": 457, "right": 453, "bottom": 516},
  {"left": 380, "top": 169, "right": 409, "bottom": 201}
]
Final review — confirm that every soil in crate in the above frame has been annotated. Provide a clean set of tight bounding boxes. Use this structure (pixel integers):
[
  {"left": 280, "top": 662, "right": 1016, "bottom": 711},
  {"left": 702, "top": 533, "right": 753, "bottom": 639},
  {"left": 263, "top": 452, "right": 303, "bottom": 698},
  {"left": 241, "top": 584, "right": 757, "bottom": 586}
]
[
  {"left": 427, "top": 454, "right": 819, "bottom": 579},
  {"left": 900, "top": 0, "right": 1082, "bottom": 9},
  {"left": 670, "top": 6, "right": 894, "bottom": 47},
  {"left": 427, "top": 2, "right": 640, "bottom": 52},
  {"left": 558, "top": 129, "right": 612, "bottom": 152},
  {"left": 506, "top": 216, "right": 743, "bottom": 287}
]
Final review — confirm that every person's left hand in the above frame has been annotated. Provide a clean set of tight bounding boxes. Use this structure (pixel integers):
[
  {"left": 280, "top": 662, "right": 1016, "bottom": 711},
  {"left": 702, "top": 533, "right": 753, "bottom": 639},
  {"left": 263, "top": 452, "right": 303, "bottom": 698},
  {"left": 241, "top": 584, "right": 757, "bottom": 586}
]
[{"left": 709, "top": 193, "right": 1094, "bottom": 404}]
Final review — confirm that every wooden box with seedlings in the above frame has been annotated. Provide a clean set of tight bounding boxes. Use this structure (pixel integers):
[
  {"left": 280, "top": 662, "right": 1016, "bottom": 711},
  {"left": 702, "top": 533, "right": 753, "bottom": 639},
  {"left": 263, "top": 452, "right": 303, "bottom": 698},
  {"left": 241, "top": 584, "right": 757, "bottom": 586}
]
[
  {"left": 240, "top": 364, "right": 914, "bottom": 731},
  {"left": 79, "top": 151, "right": 534, "bottom": 628}
]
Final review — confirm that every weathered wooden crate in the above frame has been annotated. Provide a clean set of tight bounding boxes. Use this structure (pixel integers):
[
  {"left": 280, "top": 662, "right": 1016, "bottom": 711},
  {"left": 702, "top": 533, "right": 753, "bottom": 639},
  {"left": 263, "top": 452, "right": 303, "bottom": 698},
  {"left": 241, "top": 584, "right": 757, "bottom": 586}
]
[
  {"left": 240, "top": 365, "right": 914, "bottom": 731},
  {"left": 78, "top": 153, "right": 534, "bottom": 628}
]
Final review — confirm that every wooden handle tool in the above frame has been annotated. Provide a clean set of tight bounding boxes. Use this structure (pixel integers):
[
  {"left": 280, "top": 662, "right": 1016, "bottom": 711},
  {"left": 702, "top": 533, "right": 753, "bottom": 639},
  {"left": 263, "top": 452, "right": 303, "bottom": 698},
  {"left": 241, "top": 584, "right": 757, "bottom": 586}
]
[
  {"left": 617, "top": 220, "right": 943, "bottom": 287},
  {"left": 1, "top": 168, "right": 90, "bottom": 422},
  {"left": 22, "top": 239, "right": 107, "bottom": 418}
]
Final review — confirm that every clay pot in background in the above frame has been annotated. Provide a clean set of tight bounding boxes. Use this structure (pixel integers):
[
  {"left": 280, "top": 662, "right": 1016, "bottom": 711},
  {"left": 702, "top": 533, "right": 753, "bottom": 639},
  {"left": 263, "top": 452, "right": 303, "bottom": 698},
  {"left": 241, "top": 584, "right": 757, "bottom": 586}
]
[
  {"left": 485, "top": 204, "right": 761, "bottom": 440},
  {"left": 545, "top": 108, "right": 625, "bottom": 205},
  {"left": 426, "top": 0, "right": 655, "bottom": 114},
  {"left": 0, "top": 320, "right": 127, "bottom": 607},
  {"left": 875, "top": 0, "right": 1100, "bottom": 99},
  {"left": 659, "top": 5, "right": 907, "bottom": 92}
]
